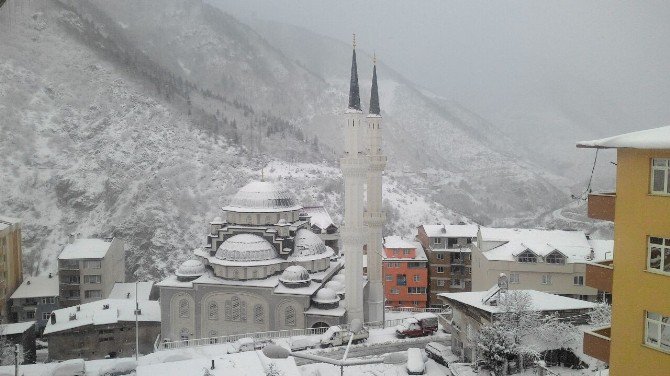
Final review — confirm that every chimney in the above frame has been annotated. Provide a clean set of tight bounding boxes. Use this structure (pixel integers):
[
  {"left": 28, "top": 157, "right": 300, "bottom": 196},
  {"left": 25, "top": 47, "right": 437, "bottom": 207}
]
[
  {"left": 69, "top": 313, "right": 76, "bottom": 321},
  {"left": 68, "top": 233, "right": 76, "bottom": 244},
  {"left": 50, "top": 313, "right": 56, "bottom": 325},
  {"left": 48, "top": 273, "right": 52, "bottom": 279}
]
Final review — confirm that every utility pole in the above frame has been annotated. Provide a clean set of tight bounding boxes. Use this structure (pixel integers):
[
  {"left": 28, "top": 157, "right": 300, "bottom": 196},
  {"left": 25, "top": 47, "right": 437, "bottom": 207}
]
[
  {"left": 135, "top": 281, "right": 140, "bottom": 360},
  {"left": 14, "top": 344, "right": 18, "bottom": 376}
]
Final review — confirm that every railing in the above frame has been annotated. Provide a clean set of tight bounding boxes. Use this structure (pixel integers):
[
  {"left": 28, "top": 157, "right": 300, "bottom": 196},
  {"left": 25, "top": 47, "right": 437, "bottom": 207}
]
[
  {"left": 585, "top": 261, "right": 614, "bottom": 293},
  {"left": 384, "top": 306, "right": 447, "bottom": 314}
]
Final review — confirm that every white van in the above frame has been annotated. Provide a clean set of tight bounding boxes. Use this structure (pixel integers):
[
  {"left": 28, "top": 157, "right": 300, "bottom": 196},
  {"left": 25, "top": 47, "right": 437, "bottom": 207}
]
[{"left": 406, "top": 348, "right": 426, "bottom": 375}]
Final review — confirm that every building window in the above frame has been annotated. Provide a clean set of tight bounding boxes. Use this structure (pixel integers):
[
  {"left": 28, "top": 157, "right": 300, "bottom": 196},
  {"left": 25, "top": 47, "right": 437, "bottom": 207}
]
[
  {"left": 285, "top": 306, "right": 296, "bottom": 327},
  {"left": 644, "top": 311, "right": 669, "bottom": 351},
  {"left": 573, "top": 275, "right": 584, "bottom": 286},
  {"left": 397, "top": 274, "right": 407, "bottom": 286},
  {"left": 413, "top": 275, "right": 420, "bottom": 282},
  {"left": 413, "top": 301, "right": 420, "bottom": 307},
  {"left": 651, "top": 158, "right": 670, "bottom": 195},
  {"left": 545, "top": 252, "right": 566, "bottom": 264},
  {"left": 42, "top": 312, "right": 51, "bottom": 320},
  {"left": 41, "top": 297, "right": 56, "bottom": 304},
  {"left": 65, "top": 275, "right": 80, "bottom": 284},
  {"left": 390, "top": 288, "right": 400, "bottom": 295},
  {"left": 403, "top": 249, "right": 411, "bottom": 255},
  {"left": 433, "top": 238, "right": 442, "bottom": 245},
  {"left": 179, "top": 299, "right": 190, "bottom": 318},
  {"left": 509, "top": 273, "right": 520, "bottom": 284},
  {"left": 225, "top": 296, "right": 247, "bottom": 322},
  {"left": 84, "top": 290, "right": 102, "bottom": 299},
  {"left": 517, "top": 250, "right": 538, "bottom": 263},
  {"left": 208, "top": 302, "right": 218, "bottom": 320},
  {"left": 84, "top": 260, "right": 102, "bottom": 269},
  {"left": 648, "top": 237, "right": 670, "bottom": 274},
  {"left": 83, "top": 275, "right": 101, "bottom": 284},
  {"left": 450, "top": 279, "right": 462, "bottom": 288},
  {"left": 254, "top": 304, "right": 264, "bottom": 324},
  {"left": 437, "top": 280, "right": 445, "bottom": 287},
  {"left": 437, "top": 267, "right": 445, "bottom": 273},
  {"left": 541, "top": 274, "right": 552, "bottom": 285},
  {"left": 26, "top": 311, "right": 35, "bottom": 319},
  {"left": 385, "top": 275, "right": 392, "bottom": 282},
  {"left": 180, "top": 328, "right": 189, "bottom": 341},
  {"left": 408, "top": 287, "right": 427, "bottom": 294},
  {"left": 436, "top": 253, "right": 445, "bottom": 260}
]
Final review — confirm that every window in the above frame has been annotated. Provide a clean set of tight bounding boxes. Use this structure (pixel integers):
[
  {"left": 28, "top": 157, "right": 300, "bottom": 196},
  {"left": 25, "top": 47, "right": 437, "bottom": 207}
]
[
  {"left": 437, "top": 267, "right": 445, "bottom": 273},
  {"left": 65, "top": 275, "right": 80, "bottom": 284},
  {"left": 413, "top": 275, "right": 421, "bottom": 282},
  {"left": 437, "top": 280, "right": 445, "bottom": 287},
  {"left": 545, "top": 252, "right": 565, "bottom": 264},
  {"left": 451, "top": 279, "right": 462, "bottom": 287},
  {"left": 413, "top": 301, "right": 420, "bottom": 307},
  {"left": 403, "top": 249, "right": 411, "bottom": 255},
  {"left": 385, "top": 275, "right": 392, "bottom": 282},
  {"left": 651, "top": 158, "right": 670, "bottom": 195},
  {"left": 436, "top": 253, "right": 445, "bottom": 260},
  {"left": 644, "top": 311, "right": 669, "bottom": 351},
  {"left": 408, "top": 287, "right": 427, "bottom": 294},
  {"left": 208, "top": 302, "right": 218, "bottom": 320},
  {"left": 390, "top": 288, "right": 400, "bottom": 295},
  {"left": 397, "top": 274, "right": 407, "bottom": 286},
  {"left": 225, "top": 296, "right": 247, "bottom": 322},
  {"left": 84, "top": 290, "right": 102, "bottom": 299},
  {"left": 433, "top": 238, "right": 442, "bottom": 245},
  {"left": 509, "top": 273, "right": 520, "bottom": 284},
  {"left": 517, "top": 250, "right": 538, "bottom": 263},
  {"left": 179, "top": 299, "right": 190, "bottom": 318},
  {"left": 67, "top": 290, "right": 80, "bottom": 299},
  {"left": 180, "top": 328, "right": 189, "bottom": 341},
  {"left": 84, "top": 275, "right": 101, "bottom": 284},
  {"left": 26, "top": 311, "right": 35, "bottom": 319},
  {"left": 42, "top": 312, "right": 51, "bottom": 320},
  {"left": 254, "top": 304, "right": 264, "bottom": 324},
  {"left": 84, "top": 260, "right": 101, "bottom": 269},
  {"left": 285, "top": 306, "right": 296, "bottom": 327},
  {"left": 648, "top": 237, "right": 670, "bottom": 274},
  {"left": 41, "top": 297, "right": 56, "bottom": 304},
  {"left": 408, "top": 262, "right": 423, "bottom": 268},
  {"left": 574, "top": 275, "right": 584, "bottom": 286},
  {"left": 541, "top": 274, "right": 552, "bottom": 285},
  {"left": 447, "top": 238, "right": 458, "bottom": 248}
]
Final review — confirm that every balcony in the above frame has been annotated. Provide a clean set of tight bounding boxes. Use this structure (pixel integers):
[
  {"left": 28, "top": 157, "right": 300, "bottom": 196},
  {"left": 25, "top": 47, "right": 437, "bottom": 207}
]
[
  {"left": 587, "top": 193, "right": 615, "bottom": 221},
  {"left": 583, "top": 326, "right": 611, "bottom": 363},
  {"left": 585, "top": 261, "right": 613, "bottom": 293}
]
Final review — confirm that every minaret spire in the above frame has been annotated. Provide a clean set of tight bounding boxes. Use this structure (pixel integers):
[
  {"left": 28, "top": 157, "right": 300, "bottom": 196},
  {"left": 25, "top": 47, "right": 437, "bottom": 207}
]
[
  {"left": 369, "top": 54, "right": 380, "bottom": 115},
  {"left": 348, "top": 33, "right": 361, "bottom": 111}
]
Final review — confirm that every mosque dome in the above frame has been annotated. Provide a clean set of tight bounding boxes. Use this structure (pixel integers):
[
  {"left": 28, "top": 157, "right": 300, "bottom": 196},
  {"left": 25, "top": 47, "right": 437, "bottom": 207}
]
[
  {"left": 215, "top": 234, "right": 278, "bottom": 262},
  {"left": 279, "top": 265, "right": 311, "bottom": 285},
  {"left": 176, "top": 259, "right": 206, "bottom": 280},
  {"left": 289, "top": 229, "right": 328, "bottom": 260},
  {"left": 224, "top": 181, "right": 301, "bottom": 212},
  {"left": 324, "top": 280, "right": 344, "bottom": 293},
  {"left": 312, "top": 288, "right": 340, "bottom": 304}
]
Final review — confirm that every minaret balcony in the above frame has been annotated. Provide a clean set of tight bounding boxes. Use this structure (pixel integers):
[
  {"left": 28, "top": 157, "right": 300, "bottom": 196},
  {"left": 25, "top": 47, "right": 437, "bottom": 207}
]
[{"left": 364, "top": 211, "right": 386, "bottom": 226}]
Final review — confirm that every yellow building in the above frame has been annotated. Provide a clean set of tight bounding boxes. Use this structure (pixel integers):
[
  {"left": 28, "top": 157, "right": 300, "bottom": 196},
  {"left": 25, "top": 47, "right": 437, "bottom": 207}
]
[
  {"left": 578, "top": 126, "right": 670, "bottom": 375},
  {"left": 0, "top": 215, "right": 24, "bottom": 321}
]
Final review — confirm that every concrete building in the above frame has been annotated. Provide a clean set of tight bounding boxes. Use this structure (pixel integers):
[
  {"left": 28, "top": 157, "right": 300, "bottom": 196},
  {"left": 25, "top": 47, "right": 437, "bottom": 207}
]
[
  {"left": 471, "top": 227, "right": 613, "bottom": 302},
  {"left": 440, "top": 284, "right": 596, "bottom": 363},
  {"left": 0, "top": 322, "right": 36, "bottom": 364},
  {"left": 417, "top": 224, "right": 477, "bottom": 307},
  {"left": 578, "top": 126, "right": 670, "bottom": 375},
  {"left": 0, "top": 216, "right": 24, "bottom": 321},
  {"left": 9, "top": 273, "right": 59, "bottom": 333},
  {"left": 43, "top": 299, "right": 160, "bottom": 361},
  {"left": 382, "top": 236, "right": 428, "bottom": 308},
  {"left": 57, "top": 237, "right": 125, "bottom": 308}
]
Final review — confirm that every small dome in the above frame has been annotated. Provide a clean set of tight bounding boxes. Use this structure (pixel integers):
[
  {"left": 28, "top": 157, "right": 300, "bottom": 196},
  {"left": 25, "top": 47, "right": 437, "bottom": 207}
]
[
  {"left": 224, "top": 181, "right": 301, "bottom": 212},
  {"left": 176, "top": 259, "right": 205, "bottom": 278},
  {"left": 313, "top": 288, "right": 340, "bottom": 304},
  {"left": 324, "top": 280, "right": 344, "bottom": 293},
  {"left": 280, "top": 265, "right": 310, "bottom": 284},
  {"left": 290, "top": 229, "right": 328, "bottom": 259},
  {"left": 215, "top": 234, "right": 278, "bottom": 262},
  {"left": 332, "top": 274, "right": 345, "bottom": 283}
]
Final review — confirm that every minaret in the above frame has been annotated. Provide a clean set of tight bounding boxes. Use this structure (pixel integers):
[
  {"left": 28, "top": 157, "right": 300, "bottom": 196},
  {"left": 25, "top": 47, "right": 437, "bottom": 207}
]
[
  {"left": 341, "top": 35, "right": 367, "bottom": 323},
  {"left": 364, "top": 55, "right": 386, "bottom": 322}
]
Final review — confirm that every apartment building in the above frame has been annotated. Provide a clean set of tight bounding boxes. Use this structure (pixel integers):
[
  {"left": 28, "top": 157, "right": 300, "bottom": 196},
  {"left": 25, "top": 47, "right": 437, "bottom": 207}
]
[
  {"left": 417, "top": 224, "right": 477, "bottom": 307},
  {"left": 471, "top": 227, "right": 613, "bottom": 302},
  {"left": 382, "top": 236, "right": 428, "bottom": 308},
  {"left": 9, "top": 273, "right": 59, "bottom": 333},
  {"left": 578, "top": 126, "right": 670, "bottom": 375},
  {"left": 0, "top": 215, "right": 24, "bottom": 320},
  {"left": 57, "top": 236, "right": 125, "bottom": 308}
]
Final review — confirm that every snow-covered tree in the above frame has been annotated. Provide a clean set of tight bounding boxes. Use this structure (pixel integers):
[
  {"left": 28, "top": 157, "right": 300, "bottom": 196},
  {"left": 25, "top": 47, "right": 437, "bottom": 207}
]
[
  {"left": 588, "top": 301, "right": 612, "bottom": 326},
  {"left": 478, "top": 324, "right": 516, "bottom": 374}
]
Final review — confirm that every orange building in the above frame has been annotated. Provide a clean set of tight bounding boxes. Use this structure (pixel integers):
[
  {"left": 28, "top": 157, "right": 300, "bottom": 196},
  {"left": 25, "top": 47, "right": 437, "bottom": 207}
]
[{"left": 382, "top": 236, "right": 428, "bottom": 308}]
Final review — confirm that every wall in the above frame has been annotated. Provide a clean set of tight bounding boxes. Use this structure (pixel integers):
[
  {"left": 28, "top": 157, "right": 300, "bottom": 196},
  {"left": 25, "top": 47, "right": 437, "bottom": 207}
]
[
  {"left": 101, "top": 238, "right": 125, "bottom": 298},
  {"left": 383, "top": 259, "right": 428, "bottom": 308},
  {"left": 0, "top": 220, "right": 23, "bottom": 320},
  {"left": 609, "top": 148, "right": 670, "bottom": 376}
]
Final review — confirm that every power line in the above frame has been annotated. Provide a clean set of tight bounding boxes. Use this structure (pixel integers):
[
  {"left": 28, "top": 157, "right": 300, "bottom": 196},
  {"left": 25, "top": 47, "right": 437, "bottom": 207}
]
[{"left": 572, "top": 149, "right": 599, "bottom": 201}]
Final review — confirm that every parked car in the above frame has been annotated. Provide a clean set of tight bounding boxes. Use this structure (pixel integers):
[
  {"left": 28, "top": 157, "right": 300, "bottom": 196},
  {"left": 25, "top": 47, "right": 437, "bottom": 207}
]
[
  {"left": 425, "top": 341, "right": 458, "bottom": 366},
  {"left": 48, "top": 359, "right": 86, "bottom": 376},
  {"left": 396, "top": 312, "right": 439, "bottom": 338},
  {"left": 229, "top": 337, "right": 274, "bottom": 353},
  {"left": 320, "top": 325, "right": 369, "bottom": 348},
  {"left": 290, "top": 335, "right": 320, "bottom": 351},
  {"left": 406, "top": 348, "right": 426, "bottom": 375}
]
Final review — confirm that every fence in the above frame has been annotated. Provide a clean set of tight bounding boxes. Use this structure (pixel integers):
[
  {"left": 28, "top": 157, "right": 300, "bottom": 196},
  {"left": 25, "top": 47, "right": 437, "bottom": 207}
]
[{"left": 384, "top": 306, "right": 448, "bottom": 314}]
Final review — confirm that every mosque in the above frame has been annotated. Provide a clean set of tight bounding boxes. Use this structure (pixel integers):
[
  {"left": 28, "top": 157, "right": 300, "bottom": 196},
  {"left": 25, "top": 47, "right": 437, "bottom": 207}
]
[{"left": 157, "top": 38, "right": 386, "bottom": 341}]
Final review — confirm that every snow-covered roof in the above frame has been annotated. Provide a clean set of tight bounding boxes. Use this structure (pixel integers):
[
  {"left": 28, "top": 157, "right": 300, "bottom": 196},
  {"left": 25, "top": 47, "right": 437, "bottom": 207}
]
[
  {"left": 0, "top": 322, "right": 34, "bottom": 335},
  {"left": 587, "top": 239, "right": 614, "bottom": 262},
  {"left": 175, "top": 259, "right": 206, "bottom": 279},
  {"left": 279, "top": 265, "right": 310, "bottom": 284},
  {"left": 58, "top": 238, "right": 114, "bottom": 260},
  {"left": 303, "top": 206, "right": 337, "bottom": 230},
  {"left": 384, "top": 235, "right": 416, "bottom": 249},
  {"left": 43, "top": 299, "right": 160, "bottom": 335},
  {"left": 108, "top": 282, "right": 154, "bottom": 301},
  {"left": 290, "top": 229, "right": 329, "bottom": 259},
  {"left": 382, "top": 238, "right": 427, "bottom": 261},
  {"left": 11, "top": 275, "right": 59, "bottom": 299},
  {"left": 440, "top": 290, "right": 597, "bottom": 314},
  {"left": 223, "top": 181, "right": 302, "bottom": 213},
  {"left": 577, "top": 125, "right": 670, "bottom": 149},
  {"left": 215, "top": 234, "right": 278, "bottom": 262},
  {"left": 422, "top": 224, "right": 478, "bottom": 238},
  {"left": 0, "top": 215, "right": 20, "bottom": 232},
  {"left": 479, "top": 227, "right": 594, "bottom": 263}
]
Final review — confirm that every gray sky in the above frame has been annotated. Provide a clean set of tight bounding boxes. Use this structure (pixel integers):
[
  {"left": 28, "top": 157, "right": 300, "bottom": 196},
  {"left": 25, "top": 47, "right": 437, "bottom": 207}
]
[{"left": 212, "top": 0, "right": 670, "bottom": 137}]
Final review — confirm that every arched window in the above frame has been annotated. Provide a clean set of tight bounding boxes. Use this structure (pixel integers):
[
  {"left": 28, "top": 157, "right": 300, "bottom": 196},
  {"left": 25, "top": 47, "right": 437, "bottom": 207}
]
[
  {"left": 545, "top": 252, "right": 565, "bottom": 264},
  {"left": 178, "top": 299, "right": 190, "bottom": 318},
  {"left": 517, "top": 250, "right": 537, "bottom": 263},
  {"left": 254, "top": 304, "right": 264, "bottom": 324},
  {"left": 285, "top": 306, "right": 296, "bottom": 327},
  {"left": 226, "top": 296, "right": 247, "bottom": 322},
  {"left": 208, "top": 301, "right": 218, "bottom": 320}
]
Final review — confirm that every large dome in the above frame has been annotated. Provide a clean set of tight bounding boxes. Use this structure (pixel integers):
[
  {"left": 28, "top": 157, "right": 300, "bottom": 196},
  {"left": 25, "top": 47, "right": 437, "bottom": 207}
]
[
  {"left": 215, "top": 234, "right": 278, "bottom": 262},
  {"left": 223, "top": 181, "right": 301, "bottom": 212}
]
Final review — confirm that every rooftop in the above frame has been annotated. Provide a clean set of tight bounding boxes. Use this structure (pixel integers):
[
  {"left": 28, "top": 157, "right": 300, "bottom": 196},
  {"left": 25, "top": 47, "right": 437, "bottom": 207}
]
[
  {"left": 440, "top": 289, "right": 597, "bottom": 314},
  {"left": 577, "top": 125, "right": 670, "bottom": 149},
  {"left": 58, "top": 238, "right": 114, "bottom": 260},
  {"left": 302, "top": 206, "right": 337, "bottom": 231},
  {"left": 108, "top": 282, "right": 155, "bottom": 301},
  {"left": 0, "top": 215, "right": 20, "bottom": 232},
  {"left": 422, "top": 224, "right": 478, "bottom": 238},
  {"left": 382, "top": 237, "right": 427, "bottom": 261},
  {"left": 0, "top": 322, "right": 34, "bottom": 336},
  {"left": 10, "top": 275, "right": 59, "bottom": 299}
]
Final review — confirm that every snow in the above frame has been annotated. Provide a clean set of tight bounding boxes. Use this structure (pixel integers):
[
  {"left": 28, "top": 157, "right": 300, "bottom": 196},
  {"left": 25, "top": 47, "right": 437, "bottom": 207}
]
[
  {"left": 43, "top": 299, "right": 160, "bottom": 335},
  {"left": 108, "top": 281, "right": 154, "bottom": 301},
  {"left": 577, "top": 125, "right": 670, "bottom": 149},
  {"left": 384, "top": 235, "right": 417, "bottom": 249},
  {"left": 422, "top": 224, "right": 478, "bottom": 238},
  {"left": 305, "top": 305, "right": 347, "bottom": 317},
  {"left": 291, "top": 229, "right": 329, "bottom": 258},
  {"left": 440, "top": 290, "right": 597, "bottom": 314},
  {"left": 587, "top": 239, "right": 614, "bottom": 261},
  {"left": 215, "top": 233, "right": 278, "bottom": 262},
  {"left": 0, "top": 321, "right": 34, "bottom": 336},
  {"left": 57, "top": 238, "right": 113, "bottom": 260},
  {"left": 10, "top": 275, "right": 59, "bottom": 299},
  {"left": 312, "top": 288, "right": 340, "bottom": 304},
  {"left": 302, "top": 206, "right": 336, "bottom": 231},
  {"left": 0, "top": 215, "right": 20, "bottom": 232},
  {"left": 223, "top": 181, "right": 302, "bottom": 213},
  {"left": 383, "top": 237, "right": 427, "bottom": 261}
]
